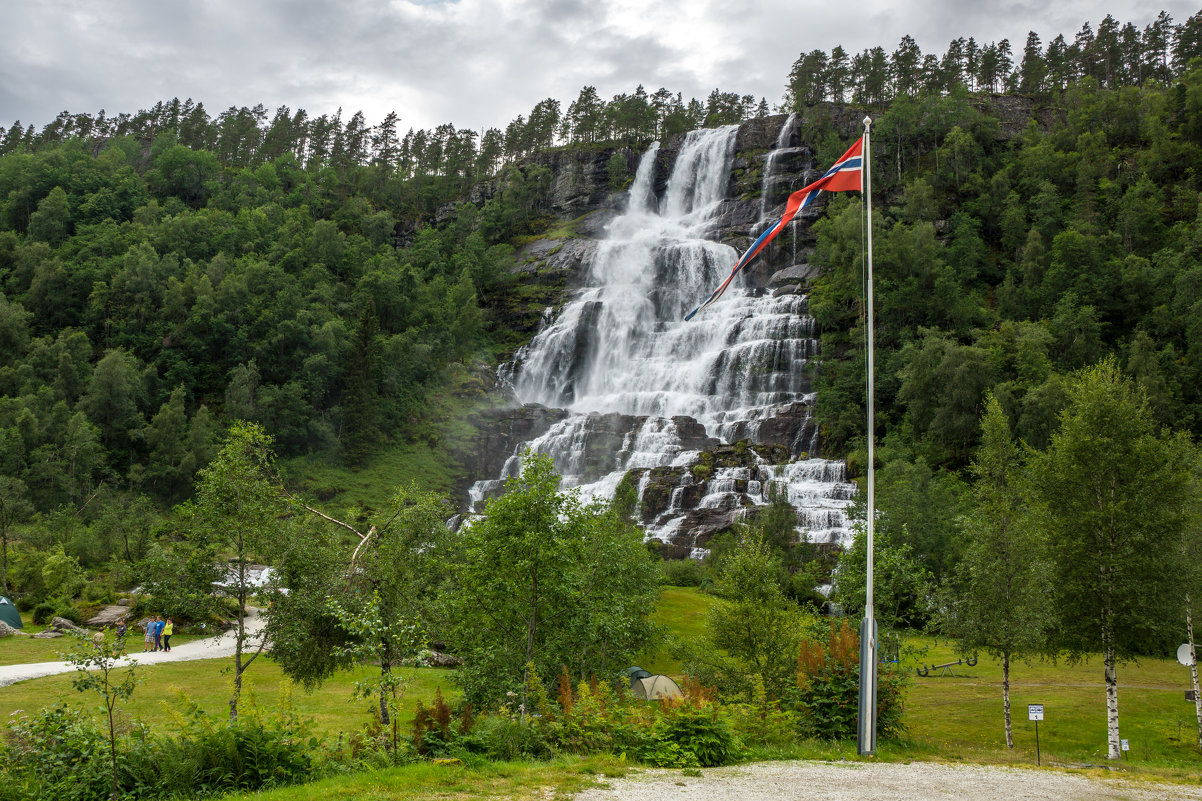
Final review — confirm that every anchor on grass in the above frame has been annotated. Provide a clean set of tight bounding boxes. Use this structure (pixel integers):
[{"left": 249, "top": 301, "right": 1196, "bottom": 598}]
[{"left": 916, "top": 655, "right": 978, "bottom": 677}]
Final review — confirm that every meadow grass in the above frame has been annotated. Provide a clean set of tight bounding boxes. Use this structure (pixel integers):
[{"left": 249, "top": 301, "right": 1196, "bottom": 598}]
[
  {"left": 0, "top": 652, "right": 457, "bottom": 737},
  {"left": 220, "top": 754, "right": 632, "bottom": 801}
]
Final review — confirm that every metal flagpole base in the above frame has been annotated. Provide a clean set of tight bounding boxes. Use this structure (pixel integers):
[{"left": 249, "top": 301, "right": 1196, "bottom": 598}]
[{"left": 858, "top": 616, "right": 878, "bottom": 755}]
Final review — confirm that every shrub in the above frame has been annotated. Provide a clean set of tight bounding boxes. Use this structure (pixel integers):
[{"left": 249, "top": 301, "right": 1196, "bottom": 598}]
[
  {"left": 2, "top": 692, "right": 325, "bottom": 801},
  {"left": 412, "top": 688, "right": 474, "bottom": 758},
  {"left": 656, "top": 703, "right": 736, "bottom": 767},
  {"left": 3, "top": 704, "right": 112, "bottom": 800},
  {"left": 661, "top": 558, "right": 705, "bottom": 586},
  {"left": 726, "top": 674, "right": 798, "bottom": 747},
  {"left": 30, "top": 600, "right": 57, "bottom": 625},
  {"left": 792, "top": 619, "right": 906, "bottom": 739}
]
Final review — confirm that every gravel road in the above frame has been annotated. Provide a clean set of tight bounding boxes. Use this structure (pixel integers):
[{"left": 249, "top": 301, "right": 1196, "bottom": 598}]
[{"left": 574, "top": 760, "right": 1202, "bottom": 801}]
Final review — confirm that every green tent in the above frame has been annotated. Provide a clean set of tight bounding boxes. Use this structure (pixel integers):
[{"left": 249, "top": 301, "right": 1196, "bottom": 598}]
[{"left": 0, "top": 596, "right": 22, "bottom": 629}]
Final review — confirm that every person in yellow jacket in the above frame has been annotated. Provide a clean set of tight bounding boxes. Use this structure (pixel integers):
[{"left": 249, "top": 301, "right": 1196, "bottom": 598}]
[{"left": 162, "top": 618, "right": 173, "bottom": 652}]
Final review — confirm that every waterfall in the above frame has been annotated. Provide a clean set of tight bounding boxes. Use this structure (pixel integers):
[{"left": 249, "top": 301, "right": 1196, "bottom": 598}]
[{"left": 473, "top": 121, "right": 855, "bottom": 552}]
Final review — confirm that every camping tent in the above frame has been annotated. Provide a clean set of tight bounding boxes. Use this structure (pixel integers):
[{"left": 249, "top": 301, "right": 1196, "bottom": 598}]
[
  {"left": 0, "top": 596, "right": 23, "bottom": 629},
  {"left": 625, "top": 665, "right": 652, "bottom": 688},
  {"left": 632, "top": 674, "right": 682, "bottom": 701}
]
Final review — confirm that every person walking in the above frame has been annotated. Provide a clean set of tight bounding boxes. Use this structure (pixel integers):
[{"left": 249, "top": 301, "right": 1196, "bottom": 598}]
[
  {"left": 116, "top": 621, "right": 127, "bottom": 656},
  {"left": 142, "top": 618, "right": 153, "bottom": 652},
  {"left": 162, "top": 618, "right": 173, "bottom": 652},
  {"left": 152, "top": 615, "right": 163, "bottom": 652}
]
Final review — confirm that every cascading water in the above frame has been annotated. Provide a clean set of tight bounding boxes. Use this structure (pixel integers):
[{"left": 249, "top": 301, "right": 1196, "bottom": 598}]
[{"left": 472, "top": 121, "right": 855, "bottom": 553}]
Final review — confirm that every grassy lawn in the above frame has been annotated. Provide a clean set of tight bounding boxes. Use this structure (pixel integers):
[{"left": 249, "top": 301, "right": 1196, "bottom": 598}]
[
  {"left": 649, "top": 587, "right": 1202, "bottom": 781},
  {"left": 0, "top": 656, "right": 457, "bottom": 738},
  {"left": 638, "top": 585, "right": 715, "bottom": 675},
  {"left": 899, "top": 635, "right": 1202, "bottom": 774},
  {"left": 221, "top": 755, "right": 631, "bottom": 801}
]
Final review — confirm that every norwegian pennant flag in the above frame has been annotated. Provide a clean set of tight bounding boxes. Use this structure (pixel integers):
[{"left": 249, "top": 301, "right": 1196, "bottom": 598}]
[{"left": 684, "top": 135, "right": 865, "bottom": 321}]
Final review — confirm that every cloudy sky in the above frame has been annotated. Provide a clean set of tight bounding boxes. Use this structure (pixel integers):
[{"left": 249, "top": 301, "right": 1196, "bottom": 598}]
[{"left": 2, "top": 0, "right": 1197, "bottom": 134}]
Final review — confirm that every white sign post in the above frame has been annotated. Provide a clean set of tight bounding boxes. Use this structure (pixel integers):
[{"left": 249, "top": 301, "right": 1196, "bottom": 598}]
[
  {"left": 1028, "top": 704, "right": 1044, "bottom": 765},
  {"left": 1121, "top": 738, "right": 1130, "bottom": 758}
]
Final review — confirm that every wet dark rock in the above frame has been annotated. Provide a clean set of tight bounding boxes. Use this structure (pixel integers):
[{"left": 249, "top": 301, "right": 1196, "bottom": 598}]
[
  {"left": 452, "top": 405, "right": 571, "bottom": 505},
  {"left": 768, "top": 263, "right": 820, "bottom": 288},
  {"left": 513, "top": 238, "right": 598, "bottom": 280}
]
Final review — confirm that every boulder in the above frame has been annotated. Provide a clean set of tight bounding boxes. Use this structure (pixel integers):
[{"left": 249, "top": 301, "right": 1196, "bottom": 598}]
[
  {"left": 0, "top": 620, "right": 17, "bottom": 638},
  {"left": 50, "top": 617, "right": 85, "bottom": 634},
  {"left": 423, "top": 651, "right": 464, "bottom": 668},
  {"left": 86, "top": 605, "right": 130, "bottom": 627},
  {"left": 33, "top": 630, "right": 63, "bottom": 639},
  {"left": 116, "top": 599, "right": 132, "bottom": 607}
]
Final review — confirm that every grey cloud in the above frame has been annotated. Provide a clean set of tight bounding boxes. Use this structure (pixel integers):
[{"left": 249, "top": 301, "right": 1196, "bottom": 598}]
[{"left": 2, "top": 0, "right": 1200, "bottom": 135}]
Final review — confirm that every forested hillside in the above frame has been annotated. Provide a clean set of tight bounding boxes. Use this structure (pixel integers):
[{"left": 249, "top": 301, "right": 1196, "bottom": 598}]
[{"left": 0, "top": 10, "right": 1201, "bottom": 607}]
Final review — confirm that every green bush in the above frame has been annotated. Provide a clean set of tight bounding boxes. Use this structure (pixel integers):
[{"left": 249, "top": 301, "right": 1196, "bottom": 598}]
[
  {"left": 656, "top": 704, "right": 736, "bottom": 767},
  {"left": 660, "top": 558, "right": 706, "bottom": 587},
  {"left": 3, "top": 704, "right": 112, "bottom": 801},
  {"left": 726, "top": 675, "right": 798, "bottom": 747},
  {"left": 462, "top": 715, "right": 551, "bottom": 760},
  {"left": 30, "top": 601, "right": 57, "bottom": 625},
  {"left": 1, "top": 694, "right": 323, "bottom": 801},
  {"left": 792, "top": 619, "right": 906, "bottom": 739}
]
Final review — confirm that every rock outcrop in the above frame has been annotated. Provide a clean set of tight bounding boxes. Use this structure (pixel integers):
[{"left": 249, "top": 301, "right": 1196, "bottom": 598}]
[
  {"left": 50, "top": 616, "right": 85, "bottom": 634},
  {"left": 86, "top": 605, "right": 130, "bottom": 627}
]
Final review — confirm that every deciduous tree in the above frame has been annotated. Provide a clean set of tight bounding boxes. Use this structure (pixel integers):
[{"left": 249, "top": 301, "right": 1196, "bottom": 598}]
[{"left": 1028, "top": 359, "right": 1193, "bottom": 759}]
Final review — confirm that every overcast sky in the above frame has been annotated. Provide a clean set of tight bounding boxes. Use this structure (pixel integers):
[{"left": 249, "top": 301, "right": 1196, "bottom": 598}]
[{"left": 2, "top": 0, "right": 1198, "bottom": 135}]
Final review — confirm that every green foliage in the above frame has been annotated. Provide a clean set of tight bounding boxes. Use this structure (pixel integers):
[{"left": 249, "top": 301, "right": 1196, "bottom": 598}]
[
  {"left": 678, "top": 531, "right": 812, "bottom": 701},
  {"left": 793, "top": 619, "right": 906, "bottom": 739},
  {"left": 65, "top": 630, "right": 139, "bottom": 800},
  {"left": 1029, "top": 359, "right": 1195, "bottom": 660},
  {"left": 0, "top": 688, "right": 323, "bottom": 801},
  {"left": 655, "top": 703, "right": 735, "bottom": 767},
  {"left": 659, "top": 558, "right": 705, "bottom": 587},
  {"left": 443, "top": 452, "right": 659, "bottom": 709},
  {"left": 833, "top": 522, "right": 934, "bottom": 630}
]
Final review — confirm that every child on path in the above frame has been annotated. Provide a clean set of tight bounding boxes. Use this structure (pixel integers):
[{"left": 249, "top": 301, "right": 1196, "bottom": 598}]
[{"left": 162, "top": 618, "right": 173, "bottom": 652}]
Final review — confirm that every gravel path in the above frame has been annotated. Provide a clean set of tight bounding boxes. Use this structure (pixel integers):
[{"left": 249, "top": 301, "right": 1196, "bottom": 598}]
[
  {"left": 0, "top": 609, "right": 264, "bottom": 688},
  {"left": 574, "top": 760, "right": 1202, "bottom": 801}
]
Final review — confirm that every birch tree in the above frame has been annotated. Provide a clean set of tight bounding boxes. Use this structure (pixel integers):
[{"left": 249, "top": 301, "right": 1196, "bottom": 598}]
[
  {"left": 942, "top": 394, "right": 1049, "bottom": 748},
  {"left": 1028, "top": 359, "right": 1192, "bottom": 759},
  {"left": 190, "top": 421, "right": 284, "bottom": 720}
]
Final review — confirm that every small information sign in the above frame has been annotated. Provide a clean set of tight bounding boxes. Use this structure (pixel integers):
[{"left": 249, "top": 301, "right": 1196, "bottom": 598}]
[
  {"left": 1121, "top": 739, "right": 1130, "bottom": 751},
  {"left": 1028, "top": 704, "right": 1044, "bottom": 721}
]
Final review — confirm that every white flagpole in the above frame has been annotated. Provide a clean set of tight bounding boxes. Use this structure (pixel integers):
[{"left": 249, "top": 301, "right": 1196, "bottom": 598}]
[{"left": 857, "top": 115, "right": 878, "bottom": 757}]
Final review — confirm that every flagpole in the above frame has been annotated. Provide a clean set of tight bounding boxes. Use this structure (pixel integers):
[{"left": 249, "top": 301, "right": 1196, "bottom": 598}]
[{"left": 857, "top": 115, "right": 878, "bottom": 757}]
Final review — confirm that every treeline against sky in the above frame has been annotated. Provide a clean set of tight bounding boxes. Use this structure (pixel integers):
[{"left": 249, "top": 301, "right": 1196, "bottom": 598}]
[
  {"left": 786, "top": 11, "right": 1202, "bottom": 107},
  {"left": 0, "top": 87, "right": 766, "bottom": 193}
]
